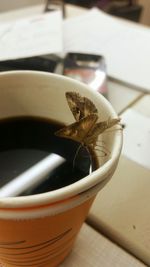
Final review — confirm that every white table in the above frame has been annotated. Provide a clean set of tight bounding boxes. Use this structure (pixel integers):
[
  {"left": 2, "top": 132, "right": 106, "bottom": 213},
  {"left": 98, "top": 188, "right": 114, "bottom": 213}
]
[{"left": 0, "top": 3, "right": 149, "bottom": 267}]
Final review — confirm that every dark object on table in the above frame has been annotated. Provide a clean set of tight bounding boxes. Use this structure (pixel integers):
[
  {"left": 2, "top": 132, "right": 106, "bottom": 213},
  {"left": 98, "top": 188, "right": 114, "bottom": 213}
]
[
  {"left": 63, "top": 53, "right": 107, "bottom": 97},
  {"left": 0, "top": 56, "right": 60, "bottom": 73},
  {"left": 64, "top": 0, "right": 93, "bottom": 8},
  {"left": 45, "top": 0, "right": 65, "bottom": 17},
  {"left": 65, "top": 0, "right": 143, "bottom": 22},
  {"left": 108, "top": 2, "right": 143, "bottom": 22}
]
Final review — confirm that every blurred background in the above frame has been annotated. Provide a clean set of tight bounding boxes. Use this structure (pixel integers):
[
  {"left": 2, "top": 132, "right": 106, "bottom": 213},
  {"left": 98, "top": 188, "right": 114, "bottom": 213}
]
[{"left": 0, "top": 0, "right": 149, "bottom": 25}]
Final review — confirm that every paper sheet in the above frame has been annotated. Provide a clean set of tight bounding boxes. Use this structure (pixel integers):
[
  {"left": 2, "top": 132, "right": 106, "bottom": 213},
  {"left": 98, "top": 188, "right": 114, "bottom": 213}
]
[
  {"left": 121, "top": 109, "right": 150, "bottom": 169},
  {"left": 64, "top": 9, "right": 150, "bottom": 92},
  {"left": 1, "top": 7, "right": 150, "bottom": 92},
  {"left": 0, "top": 10, "right": 63, "bottom": 60}
]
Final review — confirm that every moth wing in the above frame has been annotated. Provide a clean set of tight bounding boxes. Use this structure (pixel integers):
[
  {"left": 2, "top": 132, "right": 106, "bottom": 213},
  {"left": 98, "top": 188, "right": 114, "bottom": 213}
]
[
  {"left": 86, "top": 117, "right": 120, "bottom": 146},
  {"left": 66, "top": 92, "right": 98, "bottom": 121},
  {"left": 65, "top": 92, "right": 82, "bottom": 121},
  {"left": 55, "top": 114, "right": 98, "bottom": 144},
  {"left": 83, "top": 96, "right": 98, "bottom": 117}
]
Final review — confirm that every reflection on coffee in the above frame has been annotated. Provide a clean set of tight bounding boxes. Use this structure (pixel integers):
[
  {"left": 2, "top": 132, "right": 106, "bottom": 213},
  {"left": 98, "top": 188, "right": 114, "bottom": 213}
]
[{"left": 0, "top": 117, "right": 98, "bottom": 196}]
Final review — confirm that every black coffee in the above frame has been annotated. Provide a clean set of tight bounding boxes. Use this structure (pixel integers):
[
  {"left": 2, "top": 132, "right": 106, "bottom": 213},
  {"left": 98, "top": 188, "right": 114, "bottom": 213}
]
[{"left": 0, "top": 117, "right": 97, "bottom": 196}]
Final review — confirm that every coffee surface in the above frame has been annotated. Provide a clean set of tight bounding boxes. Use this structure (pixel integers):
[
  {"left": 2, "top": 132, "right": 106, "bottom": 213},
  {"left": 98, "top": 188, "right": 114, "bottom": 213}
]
[{"left": 0, "top": 117, "right": 97, "bottom": 195}]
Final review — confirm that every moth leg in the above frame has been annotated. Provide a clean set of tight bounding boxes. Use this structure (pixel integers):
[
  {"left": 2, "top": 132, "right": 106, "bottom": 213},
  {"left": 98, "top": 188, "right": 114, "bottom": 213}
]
[
  {"left": 73, "top": 145, "right": 93, "bottom": 174},
  {"left": 94, "top": 148, "right": 107, "bottom": 157},
  {"left": 95, "top": 140, "right": 110, "bottom": 154},
  {"left": 73, "top": 144, "right": 82, "bottom": 169},
  {"left": 95, "top": 142, "right": 111, "bottom": 154}
]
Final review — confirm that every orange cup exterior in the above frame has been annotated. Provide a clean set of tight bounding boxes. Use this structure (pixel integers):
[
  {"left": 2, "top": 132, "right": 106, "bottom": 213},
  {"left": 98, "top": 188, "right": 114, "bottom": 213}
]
[{"left": 0, "top": 197, "right": 94, "bottom": 267}]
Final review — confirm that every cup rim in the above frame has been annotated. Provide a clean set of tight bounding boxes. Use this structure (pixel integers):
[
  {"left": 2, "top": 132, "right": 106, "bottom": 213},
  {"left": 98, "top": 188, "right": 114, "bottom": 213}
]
[{"left": 0, "top": 71, "right": 123, "bottom": 209}]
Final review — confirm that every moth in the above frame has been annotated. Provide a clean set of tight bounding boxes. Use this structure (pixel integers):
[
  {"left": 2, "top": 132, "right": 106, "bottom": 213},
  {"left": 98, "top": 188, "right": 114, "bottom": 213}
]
[{"left": 55, "top": 92, "right": 120, "bottom": 150}]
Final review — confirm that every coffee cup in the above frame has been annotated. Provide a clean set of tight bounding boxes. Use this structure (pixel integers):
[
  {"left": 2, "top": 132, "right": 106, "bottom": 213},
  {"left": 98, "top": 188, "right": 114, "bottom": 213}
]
[{"left": 0, "top": 71, "right": 122, "bottom": 267}]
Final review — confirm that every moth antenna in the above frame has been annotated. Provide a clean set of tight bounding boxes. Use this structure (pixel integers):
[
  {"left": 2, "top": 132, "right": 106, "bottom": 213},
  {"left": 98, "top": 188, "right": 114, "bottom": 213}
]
[{"left": 102, "top": 127, "right": 123, "bottom": 134}]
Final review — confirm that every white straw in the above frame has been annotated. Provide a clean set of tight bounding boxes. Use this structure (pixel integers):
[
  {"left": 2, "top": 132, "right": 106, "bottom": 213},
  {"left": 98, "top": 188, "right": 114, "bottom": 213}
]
[{"left": 0, "top": 154, "right": 66, "bottom": 198}]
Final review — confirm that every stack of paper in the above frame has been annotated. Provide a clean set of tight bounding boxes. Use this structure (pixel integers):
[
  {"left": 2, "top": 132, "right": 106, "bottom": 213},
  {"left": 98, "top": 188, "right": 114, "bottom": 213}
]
[
  {"left": 0, "top": 8, "right": 150, "bottom": 92},
  {"left": 64, "top": 9, "right": 150, "bottom": 92},
  {"left": 0, "top": 10, "right": 63, "bottom": 60}
]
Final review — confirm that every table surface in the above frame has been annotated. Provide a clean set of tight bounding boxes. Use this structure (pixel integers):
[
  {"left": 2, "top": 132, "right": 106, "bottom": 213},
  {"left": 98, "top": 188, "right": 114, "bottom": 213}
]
[{"left": 0, "top": 3, "right": 149, "bottom": 267}]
